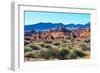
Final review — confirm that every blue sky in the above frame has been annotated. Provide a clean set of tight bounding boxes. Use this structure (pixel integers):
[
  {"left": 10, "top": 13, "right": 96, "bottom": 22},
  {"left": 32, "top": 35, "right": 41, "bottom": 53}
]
[{"left": 24, "top": 11, "right": 90, "bottom": 25}]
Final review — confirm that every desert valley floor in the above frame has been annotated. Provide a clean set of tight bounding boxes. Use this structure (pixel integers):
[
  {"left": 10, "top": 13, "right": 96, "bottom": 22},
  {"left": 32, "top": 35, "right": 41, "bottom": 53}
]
[{"left": 24, "top": 27, "right": 90, "bottom": 61}]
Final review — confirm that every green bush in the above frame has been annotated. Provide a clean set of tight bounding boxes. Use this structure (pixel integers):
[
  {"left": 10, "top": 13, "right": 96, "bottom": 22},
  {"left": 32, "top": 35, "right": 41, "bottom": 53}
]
[
  {"left": 73, "top": 49, "right": 86, "bottom": 57},
  {"left": 24, "top": 40, "right": 30, "bottom": 46},
  {"left": 30, "top": 45, "right": 41, "bottom": 50},
  {"left": 53, "top": 42, "right": 60, "bottom": 46},
  {"left": 40, "top": 48, "right": 58, "bottom": 60},
  {"left": 62, "top": 40, "right": 67, "bottom": 43},
  {"left": 44, "top": 45, "right": 52, "bottom": 49},
  {"left": 84, "top": 39, "right": 90, "bottom": 43},
  {"left": 24, "top": 47, "right": 32, "bottom": 53},
  {"left": 40, "top": 51, "right": 49, "bottom": 59},
  {"left": 68, "top": 46, "right": 73, "bottom": 49},
  {"left": 61, "top": 44, "right": 67, "bottom": 48},
  {"left": 44, "top": 40, "right": 53, "bottom": 44},
  {"left": 24, "top": 51, "right": 38, "bottom": 58},
  {"left": 39, "top": 43, "right": 45, "bottom": 47},
  {"left": 69, "top": 53, "right": 77, "bottom": 59},
  {"left": 67, "top": 50, "right": 77, "bottom": 59},
  {"left": 79, "top": 44, "right": 89, "bottom": 51},
  {"left": 58, "top": 49, "right": 70, "bottom": 60}
]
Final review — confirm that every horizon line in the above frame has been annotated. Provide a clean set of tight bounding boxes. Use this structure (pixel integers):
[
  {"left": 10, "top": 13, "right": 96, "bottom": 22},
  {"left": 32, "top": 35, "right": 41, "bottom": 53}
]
[{"left": 25, "top": 22, "right": 90, "bottom": 26}]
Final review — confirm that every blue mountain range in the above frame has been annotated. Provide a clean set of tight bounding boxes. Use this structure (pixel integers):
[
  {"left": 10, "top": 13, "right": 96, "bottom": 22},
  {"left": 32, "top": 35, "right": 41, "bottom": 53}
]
[{"left": 24, "top": 22, "right": 90, "bottom": 32}]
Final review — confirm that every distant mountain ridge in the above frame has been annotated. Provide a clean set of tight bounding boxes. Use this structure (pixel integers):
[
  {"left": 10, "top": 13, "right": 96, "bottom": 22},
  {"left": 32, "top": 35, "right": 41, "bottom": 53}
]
[{"left": 24, "top": 22, "right": 90, "bottom": 32}]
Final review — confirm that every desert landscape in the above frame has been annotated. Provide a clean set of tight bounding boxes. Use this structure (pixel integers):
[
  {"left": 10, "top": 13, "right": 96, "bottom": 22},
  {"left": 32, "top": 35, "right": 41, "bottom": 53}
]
[{"left": 24, "top": 22, "right": 90, "bottom": 61}]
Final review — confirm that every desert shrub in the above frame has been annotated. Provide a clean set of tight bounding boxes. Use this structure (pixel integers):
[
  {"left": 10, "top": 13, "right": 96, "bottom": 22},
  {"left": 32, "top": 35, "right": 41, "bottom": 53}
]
[
  {"left": 67, "top": 50, "right": 77, "bottom": 59},
  {"left": 69, "top": 53, "right": 77, "bottom": 59},
  {"left": 24, "top": 40, "right": 30, "bottom": 45},
  {"left": 61, "top": 44, "right": 67, "bottom": 48},
  {"left": 24, "top": 36, "right": 31, "bottom": 40},
  {"left": 71, "top": 39, "right": 74, "bottom": 42},
  {"left": 30, "top": 45, "right": 41, "bottom": 50},
  {"left": 79, "top": 44, "right": 89, "bottom": 51},
  {"left": 84, "top": 39, "right": 90, "bottom": 43},
  {"left": 39, "top": 43, "right": 45, "bottom": 47},
  {"left": 40, "top": 51, "right": 50, "bottom": 59},
  {"left": 68, "top": 46, "right": 73, "bottom": 49},
  {"left": 73, "top": 49, "right": 86, "bottom": 57},
  {"left": 62, "top": 40, "right": 67, "bottom": 43},
  {"left": 47, "top": 48, "right": 58, "bottom": 58},
  {"left": 65, "top": 36, "right": 71, "bottom": 39},
  {"left": 58, "top": 49, "right": 70, "bottom": 60},
  {"left": 44, "top": 40, "right": 53, "bottom": 44},
  {"left": 24, "top": 46, "right": 33, "bottom": 53},
  {"left": 40, "top": 48, "right": 58, "bottom": 60},
  {"left": 87, "top": 48, "right": 90, "bottom": 51},
  {"left": 44, "top": 45, "right": 52, "bottom": 49},
  {"left": 53, "top": 42, "right": 60, "bottom": 46},
  {"left": 24, "top": 51, "right": 39, "bottom": 58}
]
